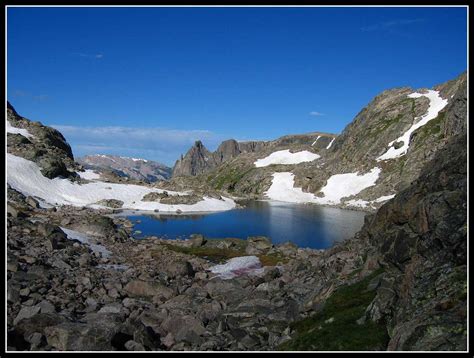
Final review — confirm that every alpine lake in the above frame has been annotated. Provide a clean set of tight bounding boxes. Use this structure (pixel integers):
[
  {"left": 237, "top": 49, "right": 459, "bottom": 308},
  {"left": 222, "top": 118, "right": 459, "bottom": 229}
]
[{"left": 119, "top": 200, "right": 367, "bottom": 250}]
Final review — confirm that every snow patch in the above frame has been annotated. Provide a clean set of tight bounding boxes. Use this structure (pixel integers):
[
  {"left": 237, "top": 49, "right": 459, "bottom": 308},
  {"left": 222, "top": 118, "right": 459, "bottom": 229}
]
[
  {"left": 311, "top": 136, "right": 321, "bottom": 146},
  {"left": 120, "top": 156, "right": 147, "bottom": 162},
  {"left": 377, "top": 90, "right": 448, "bottom": 161},
  {"left": 265, "top": 167, "right": 381, "bottom": 205},
  {"left": 7, "top": 121, "right": 34, "bottom": 138},
  {"left": 344, "top": 199, "right": 370, "bottom": 208},
  {"left": 345, "top": 194, "right": 395, "bottom": 208},
  {"left": 7, "top": 153, "right": 236, "bottom": 213},
  {"left": 96, "top": 154, "right": 117, "bottom": 163},
  {"left": 316, "top": 167, "right": 381, "bottom": 205},
  {"left": 265, "top": 172, "right": 318, "bottom": 203},
  {"left": 78, "top": 169, "right": 101, "bottom": 180},
  {"left": 373, "top": 194, "right": 395, "bottom": 203},
  {"left": 97, "top": 264, "right": 129, "bottom": 271},
  {"left": 326, "top": 138, "right": 335, "bottom": 149},
  {"left": 209, "top": 256, "right": 264, "bottom": 280},
  {"left": 60, "top": 227, "right": 112, "bottom": 257},
  {"left": 254, "top": 149, "right": 320, "bottom": 167}
]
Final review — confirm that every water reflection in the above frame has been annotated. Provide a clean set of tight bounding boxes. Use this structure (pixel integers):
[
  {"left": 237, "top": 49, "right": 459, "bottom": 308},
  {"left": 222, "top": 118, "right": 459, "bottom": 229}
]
[{"left": 126, "top": 200, "right": 366, "bottom": 249}]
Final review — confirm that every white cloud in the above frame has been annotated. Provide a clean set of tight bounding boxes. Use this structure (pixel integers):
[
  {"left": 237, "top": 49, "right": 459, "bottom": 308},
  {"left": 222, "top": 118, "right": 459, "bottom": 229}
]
[
  {"left": 74, "top": 52, "right": 104, "bottom": 59},
  {"left": 309, "top": 111, "right": 324, "bottom": 116},
  {"left": 50, "top": 125, "right": 221, "bottom": 166}
]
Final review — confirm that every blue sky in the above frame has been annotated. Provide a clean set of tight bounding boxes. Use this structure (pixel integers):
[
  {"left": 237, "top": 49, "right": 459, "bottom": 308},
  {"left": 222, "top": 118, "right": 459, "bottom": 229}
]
[{"left": 7, "top": 6, "right": 467, "bottom": 166}]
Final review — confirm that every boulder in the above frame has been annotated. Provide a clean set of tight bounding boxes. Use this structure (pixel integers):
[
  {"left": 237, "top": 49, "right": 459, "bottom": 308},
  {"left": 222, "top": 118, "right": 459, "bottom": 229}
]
[
  {"left": 125, "top": 340, "right": 145, "bottom": 351},
  {"left": 161, "top": 314, "right": 205, "bottom": 345},
  {"left": 96, "top": 199, "right": 124, "bottom": 208},
  {"left": 189, "top": 234, "right": 206, "bottom": 248},
  {"left": 124, "top": 280, "right": 175, "bottom": 299},
  {"left": 44, "top": 314, "right": 123, "bottom": 350},
  {"left": 26, "top": 196, "right": 40, "bottom": 208},
  {"left": 245, "top": 236, "right": 272, "bottom": 255},
  {"left": 163, "top": 261, "right": 195, "bottom": 278},
  {"left": 39, "top": 157, "right": 70, "bottom": 179},
  {"left": 13, "top": 306, "right": 41, "bottom": 325}
]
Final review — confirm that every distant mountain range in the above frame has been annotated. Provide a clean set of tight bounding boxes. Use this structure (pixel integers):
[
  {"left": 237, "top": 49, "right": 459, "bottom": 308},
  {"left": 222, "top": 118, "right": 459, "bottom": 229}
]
[{"left": 78, "top": 155, "right": 172, "bottom": 182}]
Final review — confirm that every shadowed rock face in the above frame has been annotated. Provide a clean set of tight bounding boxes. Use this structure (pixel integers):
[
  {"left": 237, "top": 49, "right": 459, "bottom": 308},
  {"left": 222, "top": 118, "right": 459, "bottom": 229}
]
[
  {"left": 172, "top": 139, "right": 273, "bottom": 177},
  {"left": 214, "top": 139, "right": 241, "bottom": 163},
  {"left": 7, "top": 102, "right": 78, "bottom": 179},
  {"left": 172, "top": 140, "right": 216, "bottom": 177},
  {"left": 357, "top": 132, "right": 467, "bottom": 351}
]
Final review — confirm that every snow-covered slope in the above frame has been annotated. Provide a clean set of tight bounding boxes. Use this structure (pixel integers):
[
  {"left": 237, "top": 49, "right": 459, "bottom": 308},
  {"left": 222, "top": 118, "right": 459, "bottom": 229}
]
[
  {"left": 377, "top": 90, "right": 449, "bottom": 161},
  {"left": 7, "top": 120, "right": 34, "bottom": 138},
  {"left": 7, "top": 153, "right": 235, "bottom": 213},
  {"left": 254, "top": 149, "right": 320, "bottom": 167},
  {"left": 265, "top": 167, "right": 382, "bottom": 206},
  {"left": 264, "top": 172, "right": 318, "bottom": 203},
  {"left": 78, "top": 169, "right": 102, "bottom": 180}
]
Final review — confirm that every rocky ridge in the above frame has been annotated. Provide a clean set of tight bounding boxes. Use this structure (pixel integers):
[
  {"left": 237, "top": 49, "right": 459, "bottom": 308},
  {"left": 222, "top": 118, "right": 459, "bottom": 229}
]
[
  {"left": 164, "top": 72, "right": 466, "bottom": 211},
  {"left": 171, "top": 133, "right": 336, "bottom": 179},
  {"left": 7, "top": 102, "right": 80, "bottom": 179},
  {"left": 78, "top": 155, "right": 172, "bottom": 183}
]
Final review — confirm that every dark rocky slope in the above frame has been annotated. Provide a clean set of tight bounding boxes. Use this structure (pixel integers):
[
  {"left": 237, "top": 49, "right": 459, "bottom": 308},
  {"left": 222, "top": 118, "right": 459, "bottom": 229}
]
[
  {"left": 357, "top": 133, "right": 467, "bottom": 350},
  {"left": 7, "top": 102, "right": 79, "bottom": 179}
]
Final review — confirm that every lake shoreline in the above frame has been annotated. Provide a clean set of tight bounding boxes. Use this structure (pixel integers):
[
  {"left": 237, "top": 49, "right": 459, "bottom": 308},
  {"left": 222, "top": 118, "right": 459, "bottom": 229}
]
[{"left": 112, "top": 200, "right": 367, "bottom": 250}]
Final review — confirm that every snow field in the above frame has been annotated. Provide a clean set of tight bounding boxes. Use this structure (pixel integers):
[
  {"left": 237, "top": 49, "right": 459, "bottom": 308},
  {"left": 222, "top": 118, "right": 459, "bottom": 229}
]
[
  {"left": 265, "top": 167, "right": 382, "bottom": 205},
  {"left": 78, "top": 169, "right": 102, "bottom": 180},
  {"left": 7, "top": 153, "right": 236, "bottom": 213},
  {"left": 254, "top": 149, "right": 320, "bottom": 167}
]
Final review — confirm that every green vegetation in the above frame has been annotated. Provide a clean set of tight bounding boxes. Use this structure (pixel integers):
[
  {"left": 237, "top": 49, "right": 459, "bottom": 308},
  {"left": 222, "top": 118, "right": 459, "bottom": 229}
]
[
  {"left": 162, "top": 240, "right": 247, "bottom": 263},
  {"left": 370, "top": 114, "right": 403, "bottom": 138},
  {"left": 162, "top": 240, "right": 288, "bottom": 266},
  {"left": 278, "top": 268, "right": 389, "bottom": 351},
  {"left": 212, "top": 166, "right": 255, "bottom": 191},
  {"left": 413, "top": 111, "right": 445, "bottom": 147},
  {"left": 410, "top": 97, "right": 416, "bottom": 117}
]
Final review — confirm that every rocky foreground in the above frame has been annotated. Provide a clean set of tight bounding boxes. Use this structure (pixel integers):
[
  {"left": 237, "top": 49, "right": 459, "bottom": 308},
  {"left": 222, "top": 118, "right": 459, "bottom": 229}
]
[
  {"left": 7, "top": 131, "right": 467, "bottom": 351},
  {"left": 7, "top": 190, "right": 366, "bottom": 351}
]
